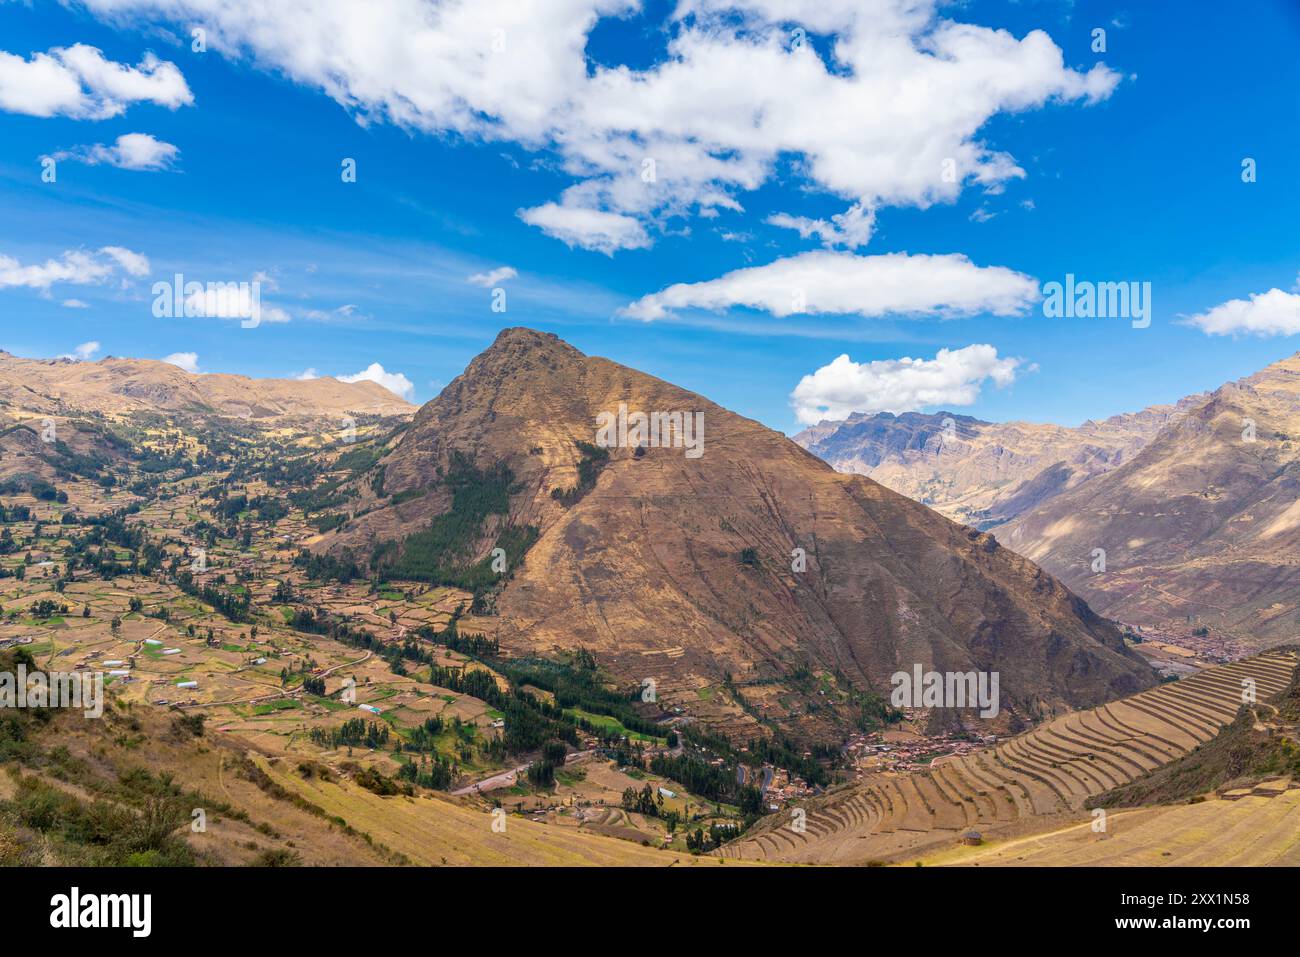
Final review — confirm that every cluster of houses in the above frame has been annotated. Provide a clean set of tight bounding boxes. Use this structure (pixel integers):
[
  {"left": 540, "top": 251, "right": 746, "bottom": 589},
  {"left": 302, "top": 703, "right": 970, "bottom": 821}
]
[
  {"left": 843, "top": 728, "right": 996, "bottom": 777},
  {"left": 1122, "top": 621, "right": 1246, "bottom": 665},
  {"left": 735, "top": 763, "right": 818, "bottom": 808}
]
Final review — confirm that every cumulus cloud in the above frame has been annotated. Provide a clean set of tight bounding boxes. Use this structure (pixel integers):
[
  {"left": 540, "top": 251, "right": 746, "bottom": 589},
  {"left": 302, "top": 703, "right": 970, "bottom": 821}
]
[
  {"left": 0, "top": 43, "right": 192, "bottom": 119},
  {"left": 340, "top": 362, "right": 415, "bottom": 401},
  {"left": 50, "top": 132, "right": 179, "bottom": 171},
  {"left": 621, "top": 250, "right": 1039, "bottom": 322},
  {"left": 72, "top": 0, "right": 1117, "bottom": 251},
  {"left": 294, "top": 368, "right": 319, "bottom": 380},
  {"left": 467, "top": 266, "right": 518, "bottom": 287},
  {"left": 162, "top": 351, "right": 200, "bottom": 373},
  {"left": 790, "top": 344, "right": 1026, "bottom": 424},
  {"left": 1182, "top": 283, "right": 1300, "bottom": 337},
  {"left": 58, "top": 340, "right": 101, "bottom": 361},
  {"left": 0, "top": 246, "right": 150, "bottom": 291}
]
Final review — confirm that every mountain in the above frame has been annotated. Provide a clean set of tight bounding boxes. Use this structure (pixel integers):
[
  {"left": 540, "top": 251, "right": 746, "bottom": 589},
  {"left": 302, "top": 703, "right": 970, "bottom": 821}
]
[
  {"left": 0, "top": 351, "right": 414, "bottom": 420},
  {"left": 997, "top": 352, "right": 1300, "bottom": 647},
  {"left": 1089, "top": 651, "right": 1300, "bottom": 810},
  {"left": 317, "top": 328, "right": 1155, "bottom": 739},
  {"left": 793, "top": 404, "right": 1190, "bottom": 528},
  {"left": 0, "top": 349, "right": 414, "bottom": 502}
]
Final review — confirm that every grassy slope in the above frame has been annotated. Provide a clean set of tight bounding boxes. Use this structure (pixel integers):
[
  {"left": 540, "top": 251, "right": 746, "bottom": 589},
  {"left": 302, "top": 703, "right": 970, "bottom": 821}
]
[{"left": 0, "top": 657, "right": 747, "bottom": 866}]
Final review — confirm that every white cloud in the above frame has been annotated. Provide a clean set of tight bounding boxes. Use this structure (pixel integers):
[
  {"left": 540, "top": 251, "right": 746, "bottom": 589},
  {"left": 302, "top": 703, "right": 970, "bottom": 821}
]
[
  {"left": 790, "top": 344, "right": 1025, "bottom": 424},
  {"left": 621, "top": 250, "right": 1039, "bottom": 322},
  {"left": 98, "top": 245, "right": 150, "bottom": 277},
  {"left": 1182, "top": 283, "right": 1300, "bottom": 337},
  {"left": 72, "top": 0, "right": 1117, "bottom": 251},
  {"left": 162, "top": 351, "right": 200, "bottom": 373},
  {"left": 766, "top": 203, "right": 875, "bottom": 249},
  {"left": 58, "top": 340, "right": 101, "bottom": 361},
  {"left": 340, "top": 362, "right": 415, "bottom": 401},
  {"left": 467, "top": 266, "right": 518, "bottom": 287},
  {"left": 517, "top": 202, "right": 651, "bottom": 254},
  {"left": 182, "top": 282, "right": 291, "bottom": 323},
  {"left": 299, "top": 303, "right": 364, "bottom": 322},
  {"left": 0, "top": 246, "right": 150, "bottom": 291},
  {"left": 51, "top": 132, "right": 179, "bottom": 170},
  {"left": 0, "top": 44, "right": 192, "bottom": 119},
  {"left": 62, "top": 299, "right": 90, "bottom": 309},
  {"left": 294, "top": 368, "right": 319, "bottom": 380}
]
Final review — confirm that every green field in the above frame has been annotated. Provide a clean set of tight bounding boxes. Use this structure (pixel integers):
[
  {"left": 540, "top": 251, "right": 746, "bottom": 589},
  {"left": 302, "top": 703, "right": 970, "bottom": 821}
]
[
  {"left": 252, "top": 698, "right": 300, "bottom": 715},
  {"left": 563, "top": 707, "right": 665, "bottom": 743}
]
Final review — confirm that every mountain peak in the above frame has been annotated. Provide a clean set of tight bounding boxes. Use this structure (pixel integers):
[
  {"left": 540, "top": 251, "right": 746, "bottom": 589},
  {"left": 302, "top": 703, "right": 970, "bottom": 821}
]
[
  {"left": 491, "top": 326, "right": 564, "bottom": 346},
  {"left": 323, "top": 326, "right": 1154, "bottom": 737},
  {"left": 483, "top": 326, "right": 580, "bottom": 360}
]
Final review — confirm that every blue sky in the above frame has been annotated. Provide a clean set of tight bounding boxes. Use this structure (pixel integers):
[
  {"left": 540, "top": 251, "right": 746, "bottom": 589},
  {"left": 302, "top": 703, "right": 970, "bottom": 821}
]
[{"left": 1, "top": 0, "right": 1298, "bottom": 433}]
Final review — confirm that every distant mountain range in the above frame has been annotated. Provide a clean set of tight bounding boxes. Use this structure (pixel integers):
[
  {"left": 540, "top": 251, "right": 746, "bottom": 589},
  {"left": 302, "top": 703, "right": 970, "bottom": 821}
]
[
  {"left": 797, "top": 352, "right": 1300, "bottom": 648},
  {"left": 0, "top": 351, "right": 414, "bottom": 420},
  {"left": 793, "top": 403, "right": 1197, "bottom": 529},
  {"left": 0, "top": 349, "right": 413, "bottom": 492},
  {"left": 999, "top": 352, "right": 1300, "bottom": 646}
]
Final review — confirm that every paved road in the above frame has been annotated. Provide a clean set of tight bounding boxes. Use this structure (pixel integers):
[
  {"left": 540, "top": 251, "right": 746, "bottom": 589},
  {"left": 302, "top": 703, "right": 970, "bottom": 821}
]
[{"left": 451, "top": 764, "right": 526, "bottom": 796}]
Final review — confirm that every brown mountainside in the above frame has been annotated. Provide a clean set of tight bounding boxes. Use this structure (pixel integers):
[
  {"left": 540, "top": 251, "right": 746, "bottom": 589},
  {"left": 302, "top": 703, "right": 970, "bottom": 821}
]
[
  {"left": 999, "top": 352, "right": 1300, "bottom": 646},
  {"left": 322, "top": 328, "right": 1155, "bottom": 738}
]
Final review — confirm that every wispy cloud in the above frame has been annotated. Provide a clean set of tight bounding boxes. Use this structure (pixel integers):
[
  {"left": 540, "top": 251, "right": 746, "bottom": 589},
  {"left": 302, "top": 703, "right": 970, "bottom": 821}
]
[
  {"left": 0, "top": 246, "right": 149, "bottom": 292},
  {"left": 466, "top": 266, "right": 517, "bottom": 288}
]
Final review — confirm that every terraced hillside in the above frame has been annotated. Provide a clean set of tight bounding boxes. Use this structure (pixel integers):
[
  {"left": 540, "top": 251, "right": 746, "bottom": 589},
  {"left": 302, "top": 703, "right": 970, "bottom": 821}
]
[{"left": 722, "top": 650, "right": 1298, "bottom": 864}]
